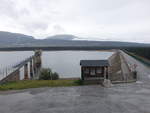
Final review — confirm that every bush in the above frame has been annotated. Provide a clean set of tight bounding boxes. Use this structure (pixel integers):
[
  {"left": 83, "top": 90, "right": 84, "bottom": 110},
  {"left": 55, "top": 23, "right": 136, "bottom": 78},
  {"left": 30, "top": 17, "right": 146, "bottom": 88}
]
[
  {"left": 74, "top": 79, "right": 83, "bottom": 85},
  {"left": 39, "top": 68, "right": 59, "bottom": 80},
  {"left": 51, "top": 72, "right": 59, "bottom": 80}
]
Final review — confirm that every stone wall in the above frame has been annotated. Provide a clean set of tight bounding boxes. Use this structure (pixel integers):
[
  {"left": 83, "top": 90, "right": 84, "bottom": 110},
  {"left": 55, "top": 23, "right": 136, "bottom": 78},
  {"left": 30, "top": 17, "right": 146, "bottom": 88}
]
[{"left": 0, "top": 69, "right": 20, "bottom": 84}]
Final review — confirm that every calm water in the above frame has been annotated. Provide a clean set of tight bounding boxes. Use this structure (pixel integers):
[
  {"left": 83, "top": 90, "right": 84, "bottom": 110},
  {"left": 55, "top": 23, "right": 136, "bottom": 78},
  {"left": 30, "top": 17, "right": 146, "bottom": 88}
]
[{"left": 0, "top": 51, "right": 114, "bottom": 79}]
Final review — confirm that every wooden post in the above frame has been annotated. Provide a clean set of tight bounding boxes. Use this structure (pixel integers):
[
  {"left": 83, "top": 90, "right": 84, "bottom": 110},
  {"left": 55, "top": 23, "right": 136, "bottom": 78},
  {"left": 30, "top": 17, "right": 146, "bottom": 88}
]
[
  {"left": 81, "top": 67, "right": 84, "bottom": 80},
  {"left": 24, "top": 63, "right": 29, "bottom": 80},
  {"left": 30, "top": 59, "right": 33, "bottom": 78},
  {"left": 106, "top": 67, "right": 109, "bottom": 79},
  {"left": 104, "top": 67, "right": 106, "bottom": 79}
]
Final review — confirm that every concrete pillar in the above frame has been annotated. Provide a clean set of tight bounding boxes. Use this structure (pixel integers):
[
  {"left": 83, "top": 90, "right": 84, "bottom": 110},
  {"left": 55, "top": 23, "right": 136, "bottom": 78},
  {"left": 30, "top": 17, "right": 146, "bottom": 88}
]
[
  {"left": 35, "top": 50, "right": 42, "bottom": 76},
  {"left": 24, "top": 63, "right": 29, "bottom": 80},
  {"left": 35, "top": 50, "right": 42, "bottom": 68},
  {"left": 30, "top": 59, "right": 33, "bottom": 78}
]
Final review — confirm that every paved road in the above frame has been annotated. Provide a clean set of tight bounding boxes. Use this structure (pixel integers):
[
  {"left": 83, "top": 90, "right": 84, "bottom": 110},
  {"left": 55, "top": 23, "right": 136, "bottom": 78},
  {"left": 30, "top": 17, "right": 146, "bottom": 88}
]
[
  {"left": 120, "top": 51, "right": 150, "bottom": 83},
  {"left": 1, "top": 84, "right": 150, "bottom": 113}
]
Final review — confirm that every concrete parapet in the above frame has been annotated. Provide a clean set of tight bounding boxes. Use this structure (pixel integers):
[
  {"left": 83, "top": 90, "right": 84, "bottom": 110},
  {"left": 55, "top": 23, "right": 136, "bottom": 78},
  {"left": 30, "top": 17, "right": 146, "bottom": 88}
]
[
  {"left": 108, "top": 50, "right": 135, "bottom": 83},
  {"left": 108, "top": 51, "right": 123, "bottom": 81}
]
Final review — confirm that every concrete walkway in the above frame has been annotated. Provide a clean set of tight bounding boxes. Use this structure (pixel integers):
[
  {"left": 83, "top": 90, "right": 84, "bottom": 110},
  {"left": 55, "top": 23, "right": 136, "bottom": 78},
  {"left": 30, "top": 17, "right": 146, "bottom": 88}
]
[{"left": 119, "top": 52, "right": 133, "bottom": 81}]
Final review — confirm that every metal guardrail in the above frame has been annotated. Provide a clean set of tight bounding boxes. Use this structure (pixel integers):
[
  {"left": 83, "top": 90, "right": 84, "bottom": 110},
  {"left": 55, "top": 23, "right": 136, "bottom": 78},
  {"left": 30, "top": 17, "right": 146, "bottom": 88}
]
[
  {"left": 0, "top": 66, "right": 16, "bottom": 80},
  {"left": 13, "top": 56, "right": 33, "bottom": 69},
  {"left": 0, "top": 56, "right": 33, "bottom": 80}
]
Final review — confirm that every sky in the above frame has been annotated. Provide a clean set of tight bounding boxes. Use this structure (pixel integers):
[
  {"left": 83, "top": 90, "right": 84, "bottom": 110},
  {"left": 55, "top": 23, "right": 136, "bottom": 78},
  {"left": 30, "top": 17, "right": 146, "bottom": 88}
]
[{"left": 0, "top": 0, "right": 150, "bottom": 43}]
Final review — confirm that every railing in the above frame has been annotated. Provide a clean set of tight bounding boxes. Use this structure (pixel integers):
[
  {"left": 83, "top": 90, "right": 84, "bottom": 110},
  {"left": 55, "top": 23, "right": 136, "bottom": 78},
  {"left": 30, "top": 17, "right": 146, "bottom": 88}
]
[
  {"left": 0, "top": 66, "right": 17, "bottom": 80},
  {"left": 0, "top": 56, "right": 33, "bottom": 80},
  {"left": 13, "top": 56, "right": 33, "bottom": 68},
  {"left": 0, "top": 58, "right": 31, "bottom": 81},
  {"left": 0, "top": 50, "right": 42, "bottom": 83},
  {"left": 0, "top": 57, "right": 31, "bottom": 81}
]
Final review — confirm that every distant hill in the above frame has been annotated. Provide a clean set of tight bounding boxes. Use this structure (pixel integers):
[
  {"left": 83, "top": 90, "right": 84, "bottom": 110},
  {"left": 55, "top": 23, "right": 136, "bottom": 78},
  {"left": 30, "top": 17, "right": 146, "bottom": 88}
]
[
  {"left": 46, "top": 34, "right": 78, "bottom": 40},
  {"left": 0, "top": 31, "right": 150, "bottom": 48},
  {"left": 0, "top": 31, "right": 35, "bottom": 46}
]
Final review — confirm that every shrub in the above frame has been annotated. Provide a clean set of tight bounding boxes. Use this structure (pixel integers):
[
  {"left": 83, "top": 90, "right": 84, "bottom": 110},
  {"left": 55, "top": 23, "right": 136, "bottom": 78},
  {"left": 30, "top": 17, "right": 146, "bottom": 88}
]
[
  {"left": 39, "top": 68, "right": 51, "bottom": 80},
  {"left": 74, "top": 79, "right": 83, "bottom": 85},
  {"left": 51, "top": 72, "right": 59, "bottom": 80},
  {"left": 39, "top": 68, "right": 59, "bottom": 80}
]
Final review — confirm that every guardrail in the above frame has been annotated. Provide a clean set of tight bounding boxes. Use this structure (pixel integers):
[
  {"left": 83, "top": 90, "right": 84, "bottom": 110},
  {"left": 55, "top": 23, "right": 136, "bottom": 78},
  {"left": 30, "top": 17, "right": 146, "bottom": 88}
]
[{"left": 0, "top": 50, "right": 42, "bottom": 83}]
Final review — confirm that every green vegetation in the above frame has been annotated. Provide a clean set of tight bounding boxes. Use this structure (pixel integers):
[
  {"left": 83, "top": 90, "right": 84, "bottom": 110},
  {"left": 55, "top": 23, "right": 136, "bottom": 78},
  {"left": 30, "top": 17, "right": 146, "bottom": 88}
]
[
  {"left": 39, "top": 68, "right": 59, "bottom": 80},
  {"left": 0, "top": 79, "right": 82, "bottom": 91},
  {"left": 124, "top": 47, "right": 150, "bottom": 60},
  {"left": 124, "top": 50, "right": 150, "bottom": 67},
  {"left": 0, "top": 67, "right": 83, "bottom": 91},
  {"left": 74, "top": 79, "right": 83, "bottom": 85}
]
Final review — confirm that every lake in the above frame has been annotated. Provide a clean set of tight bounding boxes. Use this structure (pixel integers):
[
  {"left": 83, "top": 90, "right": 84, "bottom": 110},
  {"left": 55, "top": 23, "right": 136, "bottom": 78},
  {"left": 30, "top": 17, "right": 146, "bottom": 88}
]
[{"left": 0, "top": 51, "right": 114, "bottom": 80}]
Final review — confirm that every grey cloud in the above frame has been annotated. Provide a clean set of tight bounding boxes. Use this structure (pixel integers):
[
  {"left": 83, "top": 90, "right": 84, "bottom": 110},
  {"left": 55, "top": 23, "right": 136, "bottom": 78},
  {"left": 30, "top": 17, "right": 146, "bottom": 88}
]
[
  {"left": 0, "top": 0, "right": 150, "bottom": 43},
  {"left": 22, "top": 21, "right": 49, "bottom": 33},
  {"left": 53, "top": 25, "right": 65, "bottom": 33},
  {"left": 0, "top": 0, "right": 18, "bottom": 18}
]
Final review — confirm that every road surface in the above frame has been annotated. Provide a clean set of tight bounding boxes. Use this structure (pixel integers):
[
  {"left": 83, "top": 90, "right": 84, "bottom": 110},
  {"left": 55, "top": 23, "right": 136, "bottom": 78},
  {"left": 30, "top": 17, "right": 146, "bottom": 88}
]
[
  {"left": 1, "top": 84, "right": 150, "bottom": 113},
  {"left": 120, "top": 50, "right": 150, "bottom": 83}
]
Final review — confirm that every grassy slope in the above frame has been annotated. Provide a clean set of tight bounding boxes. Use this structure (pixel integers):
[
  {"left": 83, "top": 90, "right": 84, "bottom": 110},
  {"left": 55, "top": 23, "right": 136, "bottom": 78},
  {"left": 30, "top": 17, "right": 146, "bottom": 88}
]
[{"left": 0, "top": 80, "right": 82, "bottom": 91}]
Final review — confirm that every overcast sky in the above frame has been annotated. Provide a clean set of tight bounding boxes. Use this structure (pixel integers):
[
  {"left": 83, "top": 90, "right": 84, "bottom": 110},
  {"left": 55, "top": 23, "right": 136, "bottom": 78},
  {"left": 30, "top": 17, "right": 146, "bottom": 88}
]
[{"left": 0, "top": 0, "right": 150, "bottom": 43}]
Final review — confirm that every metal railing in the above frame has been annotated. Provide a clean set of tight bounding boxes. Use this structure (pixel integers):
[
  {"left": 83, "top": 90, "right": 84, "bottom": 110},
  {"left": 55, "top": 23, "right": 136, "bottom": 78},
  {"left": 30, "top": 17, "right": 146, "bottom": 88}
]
[
  {"left": 0, "top": 56, "right": 33, "bottom": 80},
  {"left": 0, "top": 66, "right": 16, "bottom": 80}
]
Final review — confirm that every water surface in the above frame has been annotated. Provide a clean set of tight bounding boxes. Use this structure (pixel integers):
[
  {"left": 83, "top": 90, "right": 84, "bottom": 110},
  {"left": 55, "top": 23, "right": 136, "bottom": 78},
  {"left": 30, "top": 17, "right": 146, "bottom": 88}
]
[
  {"left": 42, "top": 51, "right": 114, "bottom": 78},
  {"left": 0, "top": 51, "right": 114, "bottom": 79}
]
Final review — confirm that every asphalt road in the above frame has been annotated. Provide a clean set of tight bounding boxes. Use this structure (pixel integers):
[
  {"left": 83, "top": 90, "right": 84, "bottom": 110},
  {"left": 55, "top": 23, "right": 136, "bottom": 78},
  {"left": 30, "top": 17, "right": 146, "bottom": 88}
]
[{"left": 0, "top": 84, "right": 150, "bottom": 113}]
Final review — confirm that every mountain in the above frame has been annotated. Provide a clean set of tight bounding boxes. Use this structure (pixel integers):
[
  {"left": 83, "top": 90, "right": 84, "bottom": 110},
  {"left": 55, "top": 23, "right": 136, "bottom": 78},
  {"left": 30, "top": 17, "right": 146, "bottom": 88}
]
[
  {"left": 40, "top": 40, "right": 150, "bottom": 47},
  {"left": 0, "top": 31, "right": 150, "bottom": 48},
  {"left": 46, "top": 34, "right": 78, "bottom": 40},
  {"left": 42, "top": 35, "right": 150, "bottom": 47},
  {"left": 0, "top": 31, "right": 35, "bottom": 46}
]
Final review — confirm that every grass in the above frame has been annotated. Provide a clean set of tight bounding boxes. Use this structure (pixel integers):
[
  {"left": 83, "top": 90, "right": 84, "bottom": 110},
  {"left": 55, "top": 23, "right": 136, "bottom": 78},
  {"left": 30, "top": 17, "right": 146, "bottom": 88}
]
[{"left": 0, "top": 79, "right": 83, "bottom": 91}]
